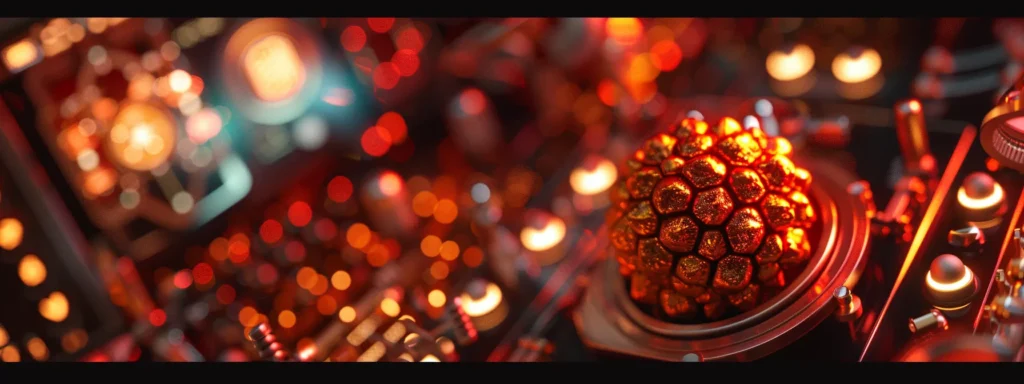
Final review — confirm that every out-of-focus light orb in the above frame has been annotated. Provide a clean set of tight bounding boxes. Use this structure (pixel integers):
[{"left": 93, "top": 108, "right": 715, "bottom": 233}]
[
  {"left": 606, "top": 18, "right": 642, "bottom": 46},
  {"left": 766, "top": 44, "right": 815, "bottom": 81},
  {"left": 18, "top": 254, "right": 46, "bottom": 287},
  {"left": 569, "top": 156, "right": 618, "bottom": 196},
  {"left": 39, "top": 291, "right": 70, "bottom": 322},
  {"left": 0, "top": 218, "right": 24, "bottom": 250},
  {"left": 380, "top": 298, "right": 401, "bottom": 317},
  {"left": 107, "top": 102, "right": 177, "bottom": 171},
  {"left": 832, "top": 47, "right": 882, "bottom": 83},
  {"left": 470, "top": 183, "right": 491, "bottom": 203},
  {"left": 293, "top": 115, "right": 328, "bottom": 151},
  {"left": 338, "top": 306, "right": 357, "bottom": 323},
  {"left": 185, "top": 108, "right": 222, "bottom": 144},
  {"left": 168, "top": 69, "right": 192, "bottom": 93},
  {"left": 427, "top": 289, "right": 446, "bottom": 307},
  {"left": 241, "top": 34, "right": 306, "bottom": 102},
  {"left": 520, "top": 212, "right": 566, "bottom": 252}
]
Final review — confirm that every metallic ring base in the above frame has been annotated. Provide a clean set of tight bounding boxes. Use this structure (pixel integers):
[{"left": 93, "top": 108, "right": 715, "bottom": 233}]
[{"left": 573, "top": 156, "right": 871, "bottom": 361}]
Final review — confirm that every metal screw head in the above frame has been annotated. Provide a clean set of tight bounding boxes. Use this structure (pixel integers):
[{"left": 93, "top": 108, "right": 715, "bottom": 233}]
[{"left": 682, "top": 353, "right": 703, "bottom": 362}]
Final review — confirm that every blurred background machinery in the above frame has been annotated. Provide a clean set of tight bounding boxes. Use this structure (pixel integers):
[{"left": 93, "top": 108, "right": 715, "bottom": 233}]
[{"left": 0, "top": 17, "right": 1023, "bottom": 362}]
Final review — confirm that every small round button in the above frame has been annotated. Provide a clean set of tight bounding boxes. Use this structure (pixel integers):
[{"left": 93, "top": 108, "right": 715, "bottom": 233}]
[
  {"left": 957, "top": 172, "right": 1006, "bottom": 228},
  {"left": 925, "top": 254, "right": 979, "bottom": 317}
]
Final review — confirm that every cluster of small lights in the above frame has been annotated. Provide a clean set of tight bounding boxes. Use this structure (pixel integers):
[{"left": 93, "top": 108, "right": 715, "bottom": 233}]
[
  {"left": 173, "top": 18, "right": 226, "bottom": 49},
  {"left": 49, "top": 38, "right": 223, "bottom": 212},
  {"left": 361, "top": 112, "right": 408, "bottom": 157},
  {"left": 765, "top": 42, "right": 883, "bottom": 97},
  {"left": 1, "top": 18, "right": 131, "bottom": 74},
  {"left": 0, "top": 200, "right": 85, "bottom": 361},
  {"left": 341, "top": 18, "right": 428, "bottom": 91}
]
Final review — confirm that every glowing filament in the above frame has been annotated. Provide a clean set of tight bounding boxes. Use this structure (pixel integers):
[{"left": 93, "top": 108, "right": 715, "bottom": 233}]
[
  {"left": 459, "top": 283, "right": 503, "bottom": 317},
  {"left": 766, "top": 44, "right": 815, "bottom": 81},
  {"left": 570, "top": 157, "right": 618, "bottom": 196},
  {"left": 957, "top": 184, "right": 1004, "bottom": 210},
  {"left": 832, "top": 48, "right": 882, "bottom": 84},
  {"left": 241, "top": 34, "right": 306, "bottom": 102},
  {"left": 520, "top": 216, "right": 566, "bottom": 252},
  {"left": 926, "top": 268, "right": 974, "bottom": 293}
]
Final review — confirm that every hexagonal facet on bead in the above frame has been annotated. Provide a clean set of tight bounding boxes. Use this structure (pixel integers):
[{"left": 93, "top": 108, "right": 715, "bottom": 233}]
[
  {"left": 758, "top": 155, "right": 796, "bottom": 191},
  {"left": 713, "top": 255, "right": 753, "bottom": 292},
  {"left": 626, "top": 167, "right": 662, "bottom": 199},
  {"left": 642, "top": 133, "right": 677, "bottom": 165},
  {"left": 717, "top": 132, "right": 763, "bottom": 166},
  {"left": 630, "top": 274, "right": 659, "bottom": 304},
  {"left": 661, "top": 156, "right": 686, "bottom": 175},
  {"left": 659, "top": 216, "right": 699, "bottom": 253},
  {"left": 676, "top": 134, "right": 716, "bottom": 158},
  {"left": 693, "top": 187, "right": 733, "bottom": 225},
  {"left": 673, "top": 118, "right": 709, "bottom": 138},
  {"left": 756, "top": 234, "right": 784, "bottom": 264},
  {"left": 729, "top": 168, "right": 766, "bottom": 203},
  {"left": 627, "top": 201, "right": 658, "bottom": 236},
  {"left": 675, "top": 255, "right": 711, "bottom": 285},
  {"left": 652, "top": 177, "right": 693, "bottom": 215},
  {"left": 638, "top": 238, "right": 673, "bottom": 276},
  {"left": 726, "top": 283, "right": 760, "bottom": 311},
  {"left": 661, "top": 290, "right": 698, "bottom": 318},
  {"left": 726, "top": 208, "right": 766, "bottom": 254},
  {"left": 697, "top": 230, "right": 727, "bottom": 261},
  {"left": 711, "top": 117, "right": 743, "bottom": 137},
  {"left": 610, "top": 215, "right": 638, "bottom": 253},
  {"left": 761, "top": 194, "right": 795, "bottom": 230}
]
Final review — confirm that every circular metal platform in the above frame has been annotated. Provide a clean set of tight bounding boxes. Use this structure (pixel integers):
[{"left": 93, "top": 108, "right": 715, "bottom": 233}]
[{"left": 574, "top": 155, "right": 872, "bottom": 361}]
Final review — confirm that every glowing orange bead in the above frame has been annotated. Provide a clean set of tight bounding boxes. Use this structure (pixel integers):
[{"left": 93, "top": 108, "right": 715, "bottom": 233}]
[{"left": 610, "top": 115, "right": 819, "bottom": 323}]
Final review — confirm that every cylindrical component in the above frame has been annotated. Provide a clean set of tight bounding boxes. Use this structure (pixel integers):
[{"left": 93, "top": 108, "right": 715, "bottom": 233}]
[
  {"left": 445, "top": 297, "right": 479, "bottom": 346},
  {"left": 833, "top": 286, "right": 863, "bottom": 321},
  {"left": 948, "top": 226, "right": 984, "bottom": 248},
  {"left": 925, "top": 254, "right": 979, "bottom": 317},
  {"left": 909, "top": 309, "right": 948, "bottom": 333},
  {"left": 894, "top": 99, "right": 933, "bottom": 173}
]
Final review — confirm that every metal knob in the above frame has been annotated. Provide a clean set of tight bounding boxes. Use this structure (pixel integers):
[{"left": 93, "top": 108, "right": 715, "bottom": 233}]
[{"left": 833, "top": 286, "right": 863, "bottom": 322}]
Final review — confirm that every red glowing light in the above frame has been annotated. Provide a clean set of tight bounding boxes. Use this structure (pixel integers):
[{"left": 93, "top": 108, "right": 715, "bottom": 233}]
[
  {"left": 597, "top": 80, "right": 619, "bottom": 106},
  {"left": 192, "top": 262, "right": 214, "bottom": 285},
  {"left": 395, "top": 26, "right": 425, "bottom": 53},
  {"left": 173, "top": 270, "right": 193, "bottom": 289},
  {"left": 361, "top": 126, "right": 393, "bottom": 157},
  {"left": 314, "top": 219, "right": 337, "bottom": 242},
  {"left": 391, "top": 49, "right": 420, "bottom": 77},
  {"left": 216, "top": 285, "right": 236, "bottom": 304},
  {"left": 459, "top": 88, "right": 487, "bottom": 115},
  {"left": 379, "top": 172, "right": 402, "bottom": 196},
  {"left": 149, "top": 309, "right": 167, "bottom": 327},
  {"left": 260, "top": 220, "right": 284, "bottom": 244},
  {"left": 327, "top": 176, "right": 354, "bottom": 202},
  {"left": 377, "top": 111, "right": 408, "bottom": 144},
  {"left": 285, "top": 241, "right": 306, "bottom": 262},
  {"left": 288, "top": 201, "right": 313, "bottom": 227},
  {"left": 373, "top": 62, "right": 401, "bottom": 90},
  {"left": 257, "top": 263, "right": 278, "bottom": 284},
  {"left": 650, "top": 40, "right": 683, "bottom": 71},
  {"left": 367, "top": 18, "right": 395, "bottom": 33},
  {"left": 341, "top": 26, "right": 367, "bottom": 52}
]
